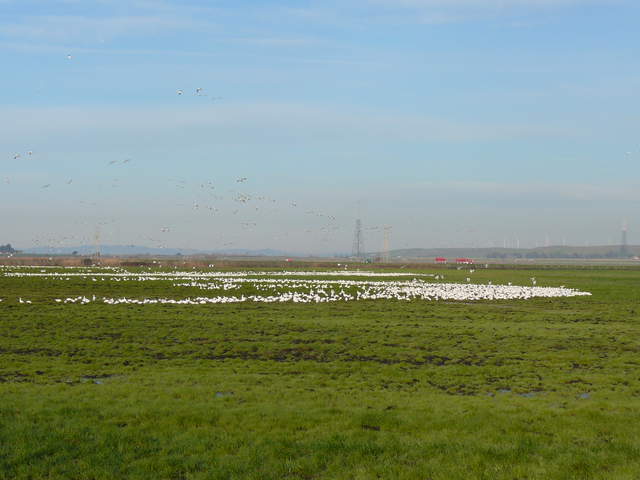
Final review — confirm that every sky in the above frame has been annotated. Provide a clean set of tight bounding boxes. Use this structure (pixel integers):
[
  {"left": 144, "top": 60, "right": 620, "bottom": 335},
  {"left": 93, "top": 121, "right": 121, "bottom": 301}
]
[{"left": 1, "top": 0, "right": 639, "bottom": 254}]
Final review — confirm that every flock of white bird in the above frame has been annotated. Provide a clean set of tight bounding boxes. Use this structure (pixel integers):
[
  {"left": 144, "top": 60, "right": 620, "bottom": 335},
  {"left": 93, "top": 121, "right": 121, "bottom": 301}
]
[
  {"left": 3, "top": 267, "right": 590, "bottom": 305},
  {"left": 177, "top": 87, "right": 222, "bottom": 102},
  {"left": 15, "top": 157, "right": 346, "bottom": 252},
  {"left": 3, "top": 62, "right": 374, "bottom": 253}
]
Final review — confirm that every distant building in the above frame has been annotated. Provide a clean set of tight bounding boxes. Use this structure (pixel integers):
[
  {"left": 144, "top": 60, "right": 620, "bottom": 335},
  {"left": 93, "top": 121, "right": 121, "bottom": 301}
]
[
  {"left": 456, "top": 258, "right": 474, "bottom": 265},
  {"left": 435, "top": 257, "right": 447, "bottom": 264}
]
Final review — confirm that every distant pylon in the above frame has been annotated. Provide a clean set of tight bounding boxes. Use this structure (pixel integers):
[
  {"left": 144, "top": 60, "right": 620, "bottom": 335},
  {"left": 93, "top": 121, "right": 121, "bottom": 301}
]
[
  {"left": 621, "top": 220, "right": 628, "bottom": 256},
  {"left": 94, "top": 226, "right": 101, "bottom": 263},
  {"left": 382, "top": 226, "right": 391, "bottom": 263},
  {"left": 352, "top": 219, "right": 365, "bottom": 259}
]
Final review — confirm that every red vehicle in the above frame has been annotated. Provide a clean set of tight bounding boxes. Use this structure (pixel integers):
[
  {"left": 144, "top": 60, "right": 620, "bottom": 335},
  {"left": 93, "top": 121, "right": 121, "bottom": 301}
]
[
  {"left": 455, "top": 258, "right": 474, "bottom": 264},
  {"left": 435, "top": 257, "right": 447, "bottom": 264}
]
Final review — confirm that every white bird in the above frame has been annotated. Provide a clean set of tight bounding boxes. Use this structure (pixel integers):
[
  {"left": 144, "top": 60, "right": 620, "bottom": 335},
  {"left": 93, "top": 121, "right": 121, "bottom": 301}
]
[
  {"left": 13, "top": 153, "right": 20, "bottom": 160},
  {"left": 177, "top": 89, "right": 183, "bottom": 95},
  {"left": 66, "top": 54, "right": 73, "bottom": 60}
]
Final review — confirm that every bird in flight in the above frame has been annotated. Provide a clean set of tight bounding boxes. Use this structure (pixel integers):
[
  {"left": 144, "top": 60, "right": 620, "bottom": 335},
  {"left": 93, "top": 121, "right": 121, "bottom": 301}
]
[
  {"left": 236, "top": 177, "right": 248, "bottom": 183},
  {"left": 177, "top": 89, "right": 183, "bottom": 95},
  {"left": 41, "top": 184, "right": 51, "bottom": 189}
]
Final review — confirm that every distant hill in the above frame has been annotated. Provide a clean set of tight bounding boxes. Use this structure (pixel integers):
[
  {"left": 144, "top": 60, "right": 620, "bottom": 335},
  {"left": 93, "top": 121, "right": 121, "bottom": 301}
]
[
  {"left": 385, "top": 245, "right": 640, "bottom": 260},
  {"left": 210, "top": 248, "right": 296, "bottom": 257},
  {"left": 23, "top": 245, "right": 201, "bottom": 256},
  {"left": 21, "top": 245, "right": 298, "bottom": 257},
  {"left": 19, "top": 244, "right": 640, "bottom": 260}
]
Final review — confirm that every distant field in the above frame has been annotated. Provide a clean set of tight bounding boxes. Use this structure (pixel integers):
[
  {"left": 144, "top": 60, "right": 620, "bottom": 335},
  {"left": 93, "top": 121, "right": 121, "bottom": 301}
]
[
  {"left": 3, "top": 254, "right": 640, "bottom": 269},
  {"left": 1, "top": 265, "right": 640, "bottom": 479}
]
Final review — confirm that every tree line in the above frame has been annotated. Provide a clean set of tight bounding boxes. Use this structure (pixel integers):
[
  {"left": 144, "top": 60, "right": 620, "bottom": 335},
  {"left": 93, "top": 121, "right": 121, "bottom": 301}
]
[{"left": 0, "top": 244, "right": 18, "bottom": 254}]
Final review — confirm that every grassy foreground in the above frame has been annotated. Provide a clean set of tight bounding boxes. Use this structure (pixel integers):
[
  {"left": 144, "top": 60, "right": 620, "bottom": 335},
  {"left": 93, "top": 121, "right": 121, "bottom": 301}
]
[{"left": 1, "top": 266, "right": 640, "bottom": 479}]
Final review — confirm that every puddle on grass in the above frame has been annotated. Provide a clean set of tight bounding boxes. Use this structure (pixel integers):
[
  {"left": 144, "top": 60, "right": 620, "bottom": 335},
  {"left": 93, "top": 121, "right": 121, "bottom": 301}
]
[
  {"left": 519, "top": 392, "right": 537, "bottom": 398},
  {"left": 79, "top": 374, "right": 120, "bottom": 385},
  {"left": 489, "top": 389, "right": 540, "bottom": 398},
  {"left": 215, "top": 391, "right": 234, "bottom": 398},
  {"left": 80, "top": 378, "right": 104, "bottom": 385},
  {"left": 578, "top": 393, "right": 591, "bottom": 400}
]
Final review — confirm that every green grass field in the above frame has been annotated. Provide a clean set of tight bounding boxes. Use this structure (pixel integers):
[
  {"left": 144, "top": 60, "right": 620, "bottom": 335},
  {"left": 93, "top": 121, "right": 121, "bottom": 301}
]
[{"left": 1, "top": 265, "right": 640, "bottom": 479}]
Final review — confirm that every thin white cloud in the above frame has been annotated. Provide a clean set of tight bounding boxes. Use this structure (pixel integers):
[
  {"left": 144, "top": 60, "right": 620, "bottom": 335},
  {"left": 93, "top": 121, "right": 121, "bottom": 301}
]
[
  {"left": 0, "top": 40, "right": 383, "bottom": 72},
  {"left": 0, "top": 6, "right": 327, "bottom": 52},
  {"left": 370, "top": 0, "right": 618, "bottom": 7},
  {"left": 358, "top": 0, "right": 629, "bottom": 25},
  {"left": 230, "top": 36, "right": 324, "bottom": 47},
  {"left": 412, "top": 180, "right": 640, "bottom": 203},
  {"left": 0, "top": 14, "right": 209, "bottom": 43},
  {"left": 0, "top": 104, "right": 580, "bottom": 150}
]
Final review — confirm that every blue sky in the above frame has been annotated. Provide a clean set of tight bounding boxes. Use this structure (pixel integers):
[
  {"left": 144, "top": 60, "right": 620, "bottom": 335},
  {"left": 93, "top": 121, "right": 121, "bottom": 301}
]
[{"left": 1, "top": 0, "right": 639, "bottom": 253}]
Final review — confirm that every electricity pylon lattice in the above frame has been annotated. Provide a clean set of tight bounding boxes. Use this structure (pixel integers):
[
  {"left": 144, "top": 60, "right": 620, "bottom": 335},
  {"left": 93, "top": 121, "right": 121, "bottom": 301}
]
[
  {"left": 382, "top": 226, "right": 391, "bottom": 263},
  {"left": 93, "top": 226, "right": 101, "bottom": 263},
  {"left": 352, "top": 219, "right": 365, "bottom": 260}
]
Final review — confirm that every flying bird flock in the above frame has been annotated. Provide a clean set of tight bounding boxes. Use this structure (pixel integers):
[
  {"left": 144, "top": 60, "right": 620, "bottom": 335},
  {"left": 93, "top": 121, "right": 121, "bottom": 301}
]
[{"left": 1, "top": 55, "right": 350, "bottom": 253}]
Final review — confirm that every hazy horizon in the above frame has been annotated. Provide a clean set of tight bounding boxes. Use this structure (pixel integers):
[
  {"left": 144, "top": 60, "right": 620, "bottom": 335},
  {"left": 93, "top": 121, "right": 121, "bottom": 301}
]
[{"left": 13, "top": 240, "right": 640, "bottom": 259}]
